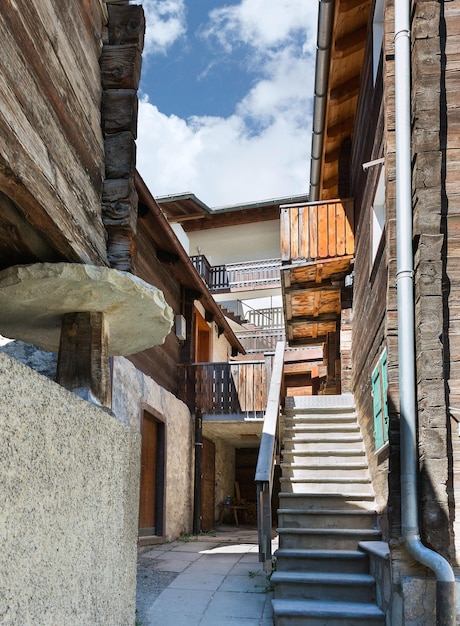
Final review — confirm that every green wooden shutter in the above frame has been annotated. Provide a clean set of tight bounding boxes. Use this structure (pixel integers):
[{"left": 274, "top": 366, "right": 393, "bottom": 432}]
[{"left": 372, "top": 349, "right": 389, "bottom": 450}]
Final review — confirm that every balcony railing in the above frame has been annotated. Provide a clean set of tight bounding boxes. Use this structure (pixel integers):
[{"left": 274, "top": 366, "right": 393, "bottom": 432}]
[
  {"left": 177, "top": 360, "right": 272, "bottom": 416},
  {"left": 235, "top": 328, "right": 285, "bottom": 354},
  {"left": 191, "top": 255, "right": 281, "bottom": 293},
  {"left": 246, "top": 306, "right": 284, "bottom": 329},
  {"left": 280, "top": 198, "right": 354, "bottom": 264}
]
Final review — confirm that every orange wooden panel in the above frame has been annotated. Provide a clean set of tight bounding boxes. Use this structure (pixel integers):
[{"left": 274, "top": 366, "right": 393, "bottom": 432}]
[
  {"left": 290, "top": 207, "right": 299, "bottom": 260},
  {"left": 328, "top": 202, "right": 337, "bottom": 256},
  {"left": 309, "top": 204, "right": 318, "bottom": 258},
  {"left": 299, "top": 205, "right": 309, "bottom": 259},
  {"left": 336, "top": 202, "right": 346, "bottom": 256},
  {"left": 318, "top": 204, "right": 328, "bottom": 258}
]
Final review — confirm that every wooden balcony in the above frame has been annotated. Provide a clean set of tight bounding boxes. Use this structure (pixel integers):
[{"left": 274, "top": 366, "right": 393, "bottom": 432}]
[
  {"left": 177, "top": 360, "right": 272, "bottom": 417},
  {"left": 281, "top": 198, "right": 354, "bottom": 264},
  {"left": 280, "top": 199, "right": 354, "bottom": 357},
  {"left": 191, "top": 256, "right": 281, "bottom": 293}
]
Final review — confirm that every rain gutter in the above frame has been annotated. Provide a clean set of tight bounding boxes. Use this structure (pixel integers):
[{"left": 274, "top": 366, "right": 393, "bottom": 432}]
[
  {"left": 394, "top": 1, "right": 456, "bottom": 623},
  {"left": 309, "top": 0, "right": 335, "bottom": 202}
]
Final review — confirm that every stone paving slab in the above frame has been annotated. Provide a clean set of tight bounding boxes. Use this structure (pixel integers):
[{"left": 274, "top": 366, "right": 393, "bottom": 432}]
[{"left": 136, "top": 527, "right": 276, "bottom": 626}]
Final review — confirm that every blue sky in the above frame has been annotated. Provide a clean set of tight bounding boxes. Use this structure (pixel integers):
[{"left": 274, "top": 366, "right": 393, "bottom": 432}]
[{"left": 135, "top": 0, "right": 318, "bottom": 207}]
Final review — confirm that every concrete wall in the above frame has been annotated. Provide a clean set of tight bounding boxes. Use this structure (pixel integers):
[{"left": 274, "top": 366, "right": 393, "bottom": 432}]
[
  {"left": 188, "top": 220, "right": 280, "bottom": 265},
  {"left": 0, "top": 351, "right": 140, "bottom": 626},
  {"left": 112, "top": 357, "right": 194, "bottom": 541}
]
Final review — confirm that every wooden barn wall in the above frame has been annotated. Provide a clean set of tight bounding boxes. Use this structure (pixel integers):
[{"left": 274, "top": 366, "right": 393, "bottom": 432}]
[
  {"left": 129, "top": 220, "right": 181, "bottom": 395},
  {"left": 411, "top": 0, "right": 457, "bottom": 563},
  {"left": 0, "top": 0, "right": 108, "bottom": 265},
  {"left": 349, "top": 23, "right": 390, "bottom": 530}
]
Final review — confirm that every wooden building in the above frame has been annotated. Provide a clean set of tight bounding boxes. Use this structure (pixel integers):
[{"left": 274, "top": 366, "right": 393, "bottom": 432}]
[
  {"left": 0, "top": 1, "right": 246, "bottom": 623},
  {"left": 287, "top": 0, "right": 460, "bottom": 622}
]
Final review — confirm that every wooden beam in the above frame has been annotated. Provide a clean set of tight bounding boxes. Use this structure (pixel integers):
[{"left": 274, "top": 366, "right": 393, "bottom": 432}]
[
  {"left": 322, "top": 176, "right": 338, "bottom": 191},
  {"left": 288, "top": 313, "right": 340, "bottom": 324},
  {"left": 288, "top": 336, "right": 329, "bottom": 346},
  {"left": 284, "top": 284, "right": 341, "bottom": 296},
  {"left": 315, "top": 263, "right": 324, "bottom": 284},
  {"left": 334, "top": 27, "right": 367, "bottom": 59},
  {"left": 313, "top": 291, "right": 321, "bottom": 317},
  {"left": 330, "top": 75, "right": 361, "bottom": 104},
  {"left": 338, "top": 0, "right": 370, "bottom": 13},
  {"left": 56, "top": 312, "right": 111, "bottom": 407},
  {"left": 327, "top": 115, "right": 355, "bottom": 138},
  {"left": 325, "top": 148, "right": 340, "bottom": 164}
]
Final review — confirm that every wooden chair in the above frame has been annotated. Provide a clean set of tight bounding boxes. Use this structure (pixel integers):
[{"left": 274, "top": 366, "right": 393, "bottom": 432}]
[{"left": 219, "top": 481, "right": 249, "bottom": 526}]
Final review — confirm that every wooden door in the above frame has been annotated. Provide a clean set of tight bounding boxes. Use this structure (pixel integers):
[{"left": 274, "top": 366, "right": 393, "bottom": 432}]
[
  {"left": 200, "top": 438, "right": 215, "bottom": 532},
  {"left": 195, "top": 309, "right": 211, "bottom": 362},
  {"left": 139, "top": 412, "right": 165, "bottom": 536}
]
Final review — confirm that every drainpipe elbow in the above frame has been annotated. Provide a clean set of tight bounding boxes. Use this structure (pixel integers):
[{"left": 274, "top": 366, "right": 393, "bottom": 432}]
[{"left": 404, "top": 536, "right": 455, "bottom": 583}]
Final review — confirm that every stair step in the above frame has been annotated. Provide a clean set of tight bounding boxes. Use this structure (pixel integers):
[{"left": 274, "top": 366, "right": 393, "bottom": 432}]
[
  {"left": 275, "top": 548, "right": 370, "bottom": 573},
  {"left": 280, "top": 475, "right": 371, "bottom": 485},
  {"left": 283, "top": 440, "right": 364, "bottom": 452},
  {"left": 278, "top": 509, "right": 378, "bottom": 530},
  {"left": 278, "top": 527, "right": 382, "bottom": 550},
  {"left": 284, "top": 432, "right": 362, "bottom": 442},
  {"left": 284, "top": 394, "right": 355, "bottom": 411},
  {"left": 272, "top": 571, "right": 377, "bottom": 602},
  {"left": 282, "top": 451, "right": 366, "bottom": 465},
  {"left": 283, "top": 421, "right": 359, "bottom": 431},
  {"left": 281, "top": 465, "right": 369, "bottom": 480},
  {"left": 279, "top": 478, "right": 373, "bottom": 495},
  {"left": 278, "top": 491, "right": 377, "bottom": 510},
  {"left": 281, "top": 460, "right": 368, "bottom": 470},
  {"left": 272, "top": 599, "right": 385, "bottom": 626}
]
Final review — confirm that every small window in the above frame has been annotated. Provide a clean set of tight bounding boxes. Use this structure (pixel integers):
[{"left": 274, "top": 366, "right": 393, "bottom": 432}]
[
  {"left": 371, "top": 166, "right": 385, "bottom": 263},
  {"left": 372, "top": 349, "right": 389, "bottom": 450},
  {"left": 373, "top": 0, "right": 384, "bottom": 84}
]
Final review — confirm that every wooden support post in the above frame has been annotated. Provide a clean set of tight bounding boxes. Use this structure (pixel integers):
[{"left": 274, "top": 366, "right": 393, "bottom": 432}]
[{"left": 56, "top": 312, "right": 111, "bottom": 408}]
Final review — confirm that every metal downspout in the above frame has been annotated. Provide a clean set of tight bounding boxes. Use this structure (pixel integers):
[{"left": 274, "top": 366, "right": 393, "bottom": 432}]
[
  {"left": 309, "top": 0, "right": 335, "bottom": 202},
  {"left": 394, "top": 1, "right": 456, "bottom": 623}
]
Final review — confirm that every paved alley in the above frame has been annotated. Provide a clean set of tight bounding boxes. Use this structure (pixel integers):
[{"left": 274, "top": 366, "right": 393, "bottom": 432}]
[{"left": 136, "top": 527, "right": 276, "bottom": 626}]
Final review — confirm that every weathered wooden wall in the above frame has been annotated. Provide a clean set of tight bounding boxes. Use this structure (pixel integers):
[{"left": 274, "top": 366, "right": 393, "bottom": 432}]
[
  {"left": 349, "top": 20, "right": 391, "bottom": 529},
  {"left": 411, "top": 0, "right": 458, "bottom": 564},
  {"left": 129, "top": 217, "right": 182, "bottom": 395},
  {"left": 0, "top": 0, "right": 108, "bottom": 264},
  {"left": 351, "top": 0, "right": 459, "bottom": 573}
]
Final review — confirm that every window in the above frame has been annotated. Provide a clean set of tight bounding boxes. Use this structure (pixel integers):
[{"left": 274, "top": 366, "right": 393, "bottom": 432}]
[
  {"left": 371, "top": 166, "right": 386, "bottom": 263},
  {"left": 372, "top": 349, "right": 389, "bottom": 450},
  {"left": 373, "top": 0, "right": 384, "bottom": 84}
]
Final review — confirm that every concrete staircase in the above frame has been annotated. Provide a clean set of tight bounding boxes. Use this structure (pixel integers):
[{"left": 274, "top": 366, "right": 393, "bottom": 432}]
[{"left": 272, "top": 395, "right": 385, "bottom": 626}]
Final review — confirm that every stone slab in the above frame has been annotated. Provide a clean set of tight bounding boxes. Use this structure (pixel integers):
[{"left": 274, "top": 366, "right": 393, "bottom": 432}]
[{"left": 0, "top": 263, "right": 173, "bottom": 355}]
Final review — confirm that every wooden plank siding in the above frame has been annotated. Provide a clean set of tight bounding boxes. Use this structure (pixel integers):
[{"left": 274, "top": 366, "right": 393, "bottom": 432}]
[
  {"left": 177, "top": 361, "right": 270, "bottom": 415},
  {"left": 280, "top": 199, "right": 354, "bottom": 263},
  {"left": 0, "top": 0, "right": 108, "bottom": 265},
  {"left": 129, "top": 217, "right": 181, "bottom": 395}
]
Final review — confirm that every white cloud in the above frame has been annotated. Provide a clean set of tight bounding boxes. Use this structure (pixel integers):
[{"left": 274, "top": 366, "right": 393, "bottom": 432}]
[
  {"left": 136, "top": 0, "right": 318, "bottom": 207},
  {"left": 136, "top": 0, "right": 186, "bottom": 55},
  {"left": 202, "top": 0, "right": 316, "bottom": 53}
]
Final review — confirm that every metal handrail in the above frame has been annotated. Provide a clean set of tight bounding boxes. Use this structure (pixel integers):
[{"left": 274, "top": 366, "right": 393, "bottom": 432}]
[{"left": 255, "top": 340, "right": 285, "bottom": 569}]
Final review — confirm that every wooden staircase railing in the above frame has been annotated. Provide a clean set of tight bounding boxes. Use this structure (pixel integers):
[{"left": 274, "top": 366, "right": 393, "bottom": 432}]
[{"left": 254, "top": 341, "right": 285, "bottom": 570}]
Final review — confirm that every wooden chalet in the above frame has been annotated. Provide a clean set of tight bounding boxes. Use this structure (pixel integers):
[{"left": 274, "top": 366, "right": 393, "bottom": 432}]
[{"left": 272, "top": 0, "right": 460, "bottom": 624}]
